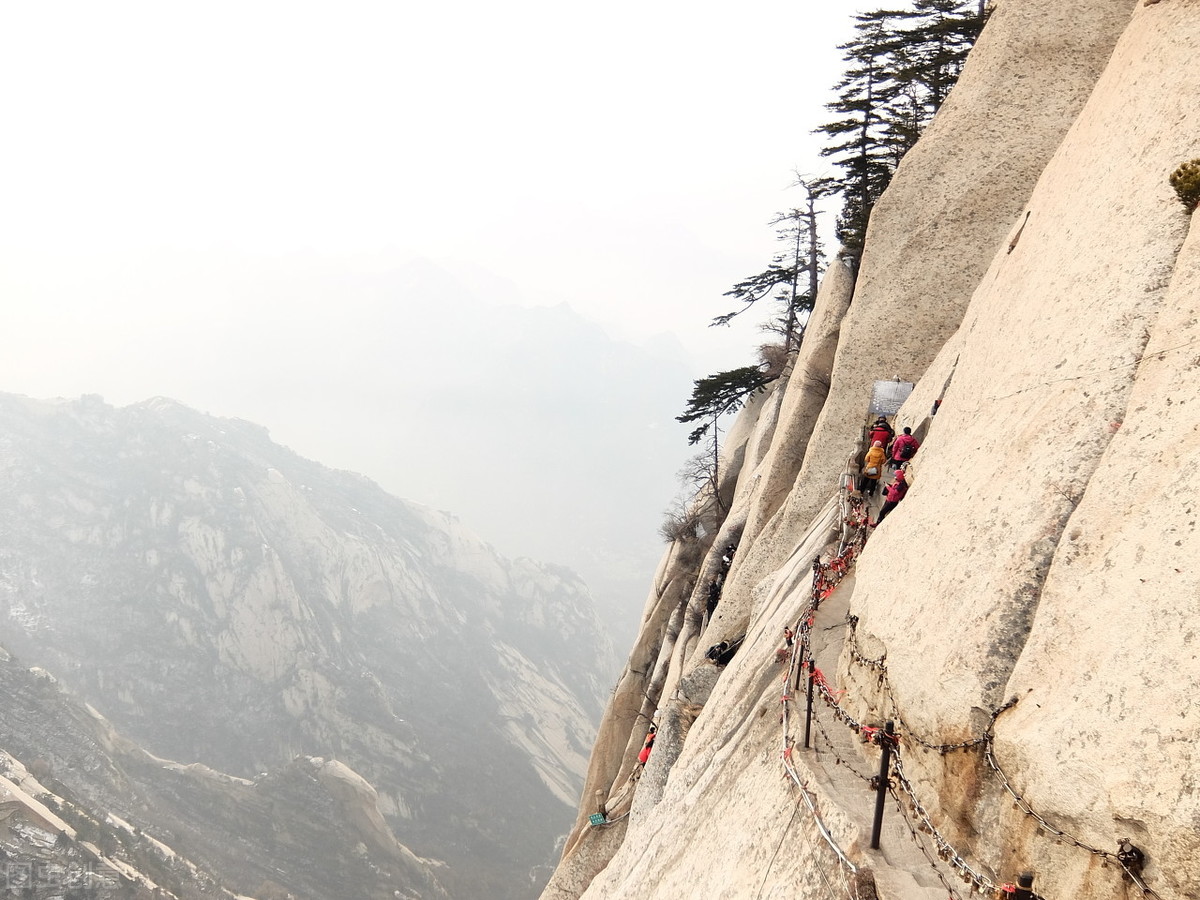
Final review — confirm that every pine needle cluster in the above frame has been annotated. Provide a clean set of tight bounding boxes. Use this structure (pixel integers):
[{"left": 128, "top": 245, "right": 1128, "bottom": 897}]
[{"left": 816, "top": 1, "right": 988, "bottom": 260}]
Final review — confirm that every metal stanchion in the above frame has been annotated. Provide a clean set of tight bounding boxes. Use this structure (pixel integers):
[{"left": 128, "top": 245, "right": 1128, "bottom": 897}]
[{"left": 869, "top": 721, "right": 895, "bottom": 849}]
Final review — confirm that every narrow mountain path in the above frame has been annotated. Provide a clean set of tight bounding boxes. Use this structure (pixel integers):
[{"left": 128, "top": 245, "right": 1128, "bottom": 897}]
[
  {"left": 789, "top": 574, "right": 952, "bottom": 900},
  {"left": 774, "top": 468, "right": 1159, "bottom": 900},
  {"left": 772, "top": 472, "right": 998, "bottom": 900}
]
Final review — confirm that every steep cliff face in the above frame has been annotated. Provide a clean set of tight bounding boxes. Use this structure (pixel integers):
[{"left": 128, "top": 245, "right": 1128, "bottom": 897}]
[
  {"left": 0, "top": 393, "right": 614, "bottom": 899},
  {"left": 546, "top": 3, "right": 1200, "bottom": 899}
]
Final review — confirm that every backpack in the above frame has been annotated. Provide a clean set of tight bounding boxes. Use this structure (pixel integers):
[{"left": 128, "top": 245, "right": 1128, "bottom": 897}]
[{"left": 897, "top": 437, "right": 917, "bottom": 460}]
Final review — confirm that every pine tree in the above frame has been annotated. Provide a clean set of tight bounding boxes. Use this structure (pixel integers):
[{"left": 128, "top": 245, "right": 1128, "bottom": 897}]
[
  {"left": 712, "top": 180, "right": 826, "bottom": 354},
  {"left": 901, "top": 1, "right": 986, "bottom": 115},
  {"left": 816, "top": 2, "right": 988, "bottom": 261},
  {"left": 676, "top": 366, "right": 774, "bottom": 446},
  {"left": 816, "top": 9, "right": 914, "bottom": 259}
]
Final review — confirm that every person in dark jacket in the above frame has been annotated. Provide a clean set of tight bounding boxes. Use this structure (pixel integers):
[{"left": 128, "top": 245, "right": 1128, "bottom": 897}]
[
  {"left": 720, "top": 544, "right": 737, "bottom": 570},
  {"left": 876, "top": 469, "right": 909, "bottom": 524},
  {"left": 705, "top": 578, "right": 721, "bottom": 625}
]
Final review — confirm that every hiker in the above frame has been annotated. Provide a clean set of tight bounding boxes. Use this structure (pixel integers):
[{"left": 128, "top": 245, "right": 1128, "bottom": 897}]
[
  {"left": 775, "top": 625, "right": 796, "bottom": 663},
  {"left": 637, "top": 724, "right": 657, "bottom": 765},
  {"left": 705, "top": 578, "right": 721, "bottom": 625},
  {"left": 716, "top": 636, "right": 744, "bottom": 665},
  {"left": 858, "top": 440, "right": 887, "bottom": 496},
  {"left": 867, "top": 416, "right": 893, "bottom": 450},
  {"left": 876, "top": 469, "right": 909, "bottom": 524},
  {"left": 706, "top": 636, "right": 744, "bottom": 665},
  {"left": 720, "top": 544, "right": 737, "bottom": 570},
  {"left": 889, "top": 427, "right": 920, "bottom": 469},
  {"left": 706, "top": 640, "right": 730, "bottom": 663}
]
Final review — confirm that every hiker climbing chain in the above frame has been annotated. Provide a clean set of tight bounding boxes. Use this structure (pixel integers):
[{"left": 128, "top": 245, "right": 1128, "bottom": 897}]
[{"left": 773, "top": 477, "right": 1167, "bottom": 900}]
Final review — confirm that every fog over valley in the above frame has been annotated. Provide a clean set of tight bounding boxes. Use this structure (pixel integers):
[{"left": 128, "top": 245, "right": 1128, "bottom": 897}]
[{"left": 0, "top": 2, "right": 888, "bottom": 897}]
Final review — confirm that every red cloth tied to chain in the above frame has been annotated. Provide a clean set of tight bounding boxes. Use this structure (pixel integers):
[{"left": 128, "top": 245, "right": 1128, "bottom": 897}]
[{"left": 811, "top": 666, "right": 837, "bottom": 695}]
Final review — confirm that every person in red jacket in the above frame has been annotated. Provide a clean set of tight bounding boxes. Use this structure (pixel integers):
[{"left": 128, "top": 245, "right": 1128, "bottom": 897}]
[
  {"left": 637, "top": 723, "right": 657, "bottom": 765},
  {"left": 867, "top": 416, "right": 894, "bottom": 449},
  {"left": 876, "top": 469, "right": 909, "bottom": 524},
  {"left": 889, "top": 427, "right": 920, "bottom": 470}
]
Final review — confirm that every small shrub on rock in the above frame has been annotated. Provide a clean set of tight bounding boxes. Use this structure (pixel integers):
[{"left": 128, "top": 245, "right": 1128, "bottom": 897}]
[
  {"left": 758, "top": 343, "right": 789, "bottom": 379},
  {"left": 1169, "top": 158, "right": 1200, "bottom": 213},
  {"left": 659, "top": 504, "right": 700, "bottom": 544},
  {"left": 658, "top": 515, "right": 694, "bottom": 544}
]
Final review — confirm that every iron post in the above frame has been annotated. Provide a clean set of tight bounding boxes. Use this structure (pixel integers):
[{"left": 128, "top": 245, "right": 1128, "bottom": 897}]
[
  {"left": 803, "top": 659, "right": 815, "bottom": 749},
  {"left": 869, "top": 721, "right": 895, "bottom": 849}
]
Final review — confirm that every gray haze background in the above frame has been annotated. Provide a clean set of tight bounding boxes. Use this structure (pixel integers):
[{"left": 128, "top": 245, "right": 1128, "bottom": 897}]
[{"left": 1, "top": 1, "right": 871, "bottom": 646}]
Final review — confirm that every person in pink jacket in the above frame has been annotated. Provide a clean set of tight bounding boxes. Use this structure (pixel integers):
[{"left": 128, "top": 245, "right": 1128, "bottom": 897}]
[
  {"left": 876, "top": 469, "right": 909, "bottom": 524},
  {"left": 888, "top": 427, "right": 920, "bottom": 470}
]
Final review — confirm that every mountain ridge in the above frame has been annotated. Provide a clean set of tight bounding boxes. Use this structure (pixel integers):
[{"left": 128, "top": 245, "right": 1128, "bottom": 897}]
[{"left": 0, "top": 390, "right": 613, "bottom": 899}]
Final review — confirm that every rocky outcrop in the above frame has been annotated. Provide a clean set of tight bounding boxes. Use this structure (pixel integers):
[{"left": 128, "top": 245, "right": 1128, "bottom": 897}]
[
  {"left": 547, "top": 3, "right": 1200, "bottom": 899},
  {"left": 0, "top": 394, "right": 614, "bottom": 899},
  {"left": 0, "top": 645, "right": 450, "bottom": 900}
]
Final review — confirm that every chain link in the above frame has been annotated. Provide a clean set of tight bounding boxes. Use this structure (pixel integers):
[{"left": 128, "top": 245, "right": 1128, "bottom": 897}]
[{"left": 780, "top": 482, "right": 1167, "bottom": 900}]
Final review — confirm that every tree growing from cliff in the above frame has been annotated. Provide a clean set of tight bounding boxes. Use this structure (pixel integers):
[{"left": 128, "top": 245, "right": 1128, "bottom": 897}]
[
  {"left": 676, "top": 366, "right": 774, "bottom": 447},
  {"left": 660, "top": 446, "right": 726, "bottom": 540},
  {"left": 712, "top": 178, "right": 827, "bottom": 354},
  {"left": 902, "top": 1, "right": 987, "bottom": 115},
  {"left": 680, "top": 362, "right": 772, "bottom": 506},
  {"left": 817, "top": 1, "right": 987, "bottom": 260},
  {"left": 816, "top": 9, "right": 910, "bottom": 258}
]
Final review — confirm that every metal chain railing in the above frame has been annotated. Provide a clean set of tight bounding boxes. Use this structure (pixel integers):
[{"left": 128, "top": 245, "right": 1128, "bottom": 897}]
[{"left": 778, "top": 479, "right": 1168, "bottom": 900}]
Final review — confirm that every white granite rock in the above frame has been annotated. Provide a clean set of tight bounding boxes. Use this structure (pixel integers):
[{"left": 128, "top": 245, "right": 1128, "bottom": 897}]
[{"left": 545, "top": 2, "right": 1200, "bottom": 898}]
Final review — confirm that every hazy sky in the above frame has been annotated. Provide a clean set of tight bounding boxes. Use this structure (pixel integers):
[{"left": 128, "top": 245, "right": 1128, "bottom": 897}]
[
  {"left": 1, "top": 2, "right": 873, "bottom": 629},
  {"left": 1, "top": 1, "right": 867, "bottom": 369}
]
